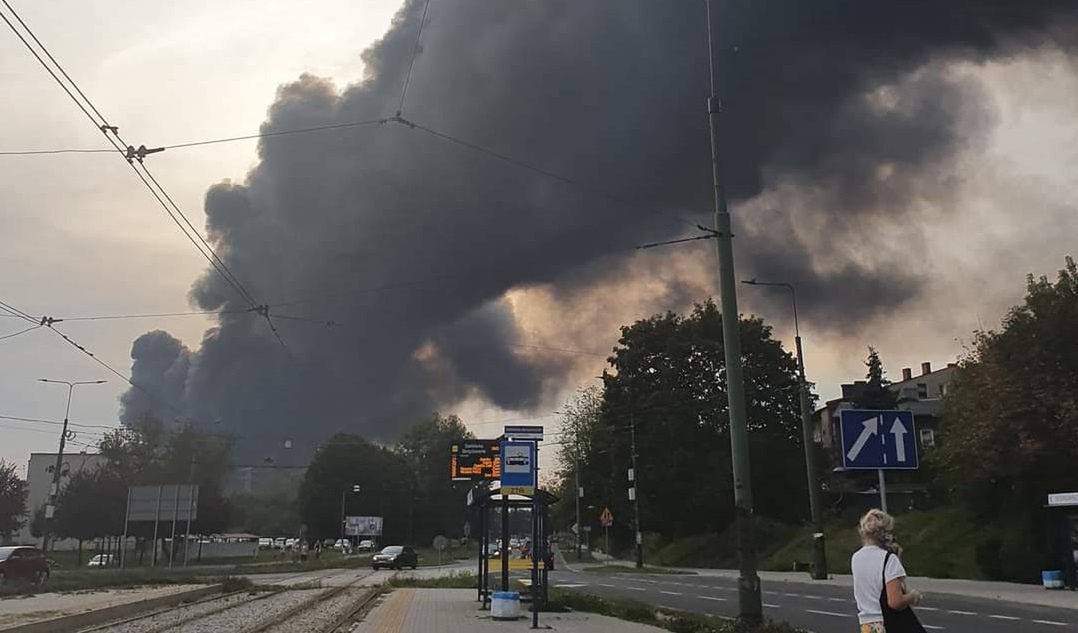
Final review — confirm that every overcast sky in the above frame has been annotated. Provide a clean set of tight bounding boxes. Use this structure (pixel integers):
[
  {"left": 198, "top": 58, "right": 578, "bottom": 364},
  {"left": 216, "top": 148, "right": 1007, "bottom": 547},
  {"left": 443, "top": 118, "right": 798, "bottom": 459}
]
[{"left": 1, "top": 1, "right": 1076, "bottom": 475}]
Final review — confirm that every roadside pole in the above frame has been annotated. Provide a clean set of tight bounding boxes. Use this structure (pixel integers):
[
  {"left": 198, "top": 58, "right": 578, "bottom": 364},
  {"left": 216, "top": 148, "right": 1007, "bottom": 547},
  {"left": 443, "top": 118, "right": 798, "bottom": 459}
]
[
  {"left": 151, "top": 485, "right": 162, "bottom": 567},
  {"left": 183, "top": 485, "right": 195, "bottom": 567},
  {"left": 169, "top": 485, "right": 180, "bottom": 567},
  {"left": 705, "top": 0, "right": 761, "bottom": 621},
  {"left": 878, "top": 470, "right": 888, "bottom": 513},
  {"left": 629, "top": 412, "right": 643, "bottom": 568},
  {"left": 120, "top": 486, "right": 131, "bottom": 569},
  {"left": 531, "top": 469, "right": 540, "bottom": 629},
  {"left": 501, "top": 490, "right": 510, "bottom": 591},
  {"left": 575, "top": 455, "right": 582, "bottom": 561}
]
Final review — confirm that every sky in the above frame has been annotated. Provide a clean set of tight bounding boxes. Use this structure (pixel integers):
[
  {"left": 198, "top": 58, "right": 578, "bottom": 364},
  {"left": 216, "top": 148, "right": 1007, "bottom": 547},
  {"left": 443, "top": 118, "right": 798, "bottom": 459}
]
[{"left": 1, "top": 1, "right": 1076, "bottom": 476}]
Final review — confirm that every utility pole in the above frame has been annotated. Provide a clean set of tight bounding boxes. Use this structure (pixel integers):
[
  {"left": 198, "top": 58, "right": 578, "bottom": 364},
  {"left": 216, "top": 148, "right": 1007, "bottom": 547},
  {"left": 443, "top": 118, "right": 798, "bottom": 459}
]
[
  {"left": 38, "top": 378, "right": 106, "bottom": 555},
  {"left": 574, "top": 454, "right": 582, "bottom": 561},
  {"left": 741, "top": 280, "right": 828, "bottom": 579},
  {"left": 340, "top": 484, "right": 359, "bottom": 546},
  {"left": 705, "top": 0, "right": 761, "bottom": 621},
  {"left": 629, "top": 411, "right": 643, "bottom": 568}
]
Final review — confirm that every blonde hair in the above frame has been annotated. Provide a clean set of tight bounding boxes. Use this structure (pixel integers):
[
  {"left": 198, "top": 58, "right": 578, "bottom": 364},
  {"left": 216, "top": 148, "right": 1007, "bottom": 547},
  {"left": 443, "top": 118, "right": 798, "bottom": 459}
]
[{"left": 859, "top": 509, "right": 902, "bottom": 555}]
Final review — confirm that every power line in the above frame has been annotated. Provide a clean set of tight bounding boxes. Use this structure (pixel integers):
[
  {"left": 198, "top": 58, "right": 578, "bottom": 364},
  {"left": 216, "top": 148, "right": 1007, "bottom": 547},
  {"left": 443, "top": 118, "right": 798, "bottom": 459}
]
[
  {"left": 0, "top": 0, "right": 287, "bottom": 348},
  {"left": 397, "top": 0, "right": 432, "bottom": 117},
  {"left": 0, "top": 323, "right": 41, "bottom": 342},
  {"left": 0, "top": 413, "right": 118, "bottom": 431}
]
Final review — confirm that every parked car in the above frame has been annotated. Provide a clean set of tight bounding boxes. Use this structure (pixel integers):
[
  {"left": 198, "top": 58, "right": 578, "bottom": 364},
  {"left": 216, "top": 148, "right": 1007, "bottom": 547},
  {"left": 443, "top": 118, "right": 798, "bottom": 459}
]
[
  {"left": 357, "top": 539, "right": 375, "bottom": 552},
  {"left": 371, "top": 545, "right": 417, "bottom": 570},
  {"left": 258, "top": 538, "right": 273, "bottom": 549},
  {"left": 333, "top": 539, "right": 351, "bottom": 551},
  {"left": 0, "top": 546, "right": 50, "bottom": 584},
  {"left": 273, "top": 538, "right": 286, "bottom": 549},
  {"left": 87, "top": 553, "right": 114, "bottom": 568},
  {"left": 285, "top": 538, "right": 298, "bottom": 549}
]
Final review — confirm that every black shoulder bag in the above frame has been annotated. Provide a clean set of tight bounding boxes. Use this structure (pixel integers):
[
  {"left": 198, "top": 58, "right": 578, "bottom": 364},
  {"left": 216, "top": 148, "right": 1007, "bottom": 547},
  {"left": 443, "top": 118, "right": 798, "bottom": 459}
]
[{"left": 880, "top": 552, "right": 927, "bottom": 633}]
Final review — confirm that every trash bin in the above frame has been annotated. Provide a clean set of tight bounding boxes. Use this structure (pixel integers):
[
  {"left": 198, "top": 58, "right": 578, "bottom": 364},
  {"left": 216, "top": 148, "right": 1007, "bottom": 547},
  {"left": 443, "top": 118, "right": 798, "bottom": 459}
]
[
  {"left": 491, "top": 591, "right": 521, "bottom": 620},
  {"left": 1043, "top": 570, "right": 1064, "bottom": 589}
]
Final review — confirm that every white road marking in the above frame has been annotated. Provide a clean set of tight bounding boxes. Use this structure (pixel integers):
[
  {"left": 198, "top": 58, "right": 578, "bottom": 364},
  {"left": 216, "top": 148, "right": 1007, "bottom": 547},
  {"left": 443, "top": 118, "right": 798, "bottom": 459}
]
[
  {"left": 626, "top": 586, "right": 646, "bottom": 591},
  {"left": 1032, "top": 620, "right": 1068, "bottom": 627},
  {"left": 784, "top": 593, "right": 801, "bottom": 597},
  {"left": 763, "top": 602, "right": 781, "bottom": 608},
  {"left": 599, "top": 583, "right": 615, "bottom": 588},
  {"left": 555, "top": 583, "right": 588, "bottom": 588},
  {"left": 922, "top": 625, "right": 944, "bottom": 630},
  {"left": 988, "top": 615, "right": 1019, "bottom": 621},
  {"left": 918, "top": 606, "right": 940, "bottom": 611},
  {"left": 805, "top": 609, "right": 850, "bottom": 618},
  {"left": 803, "top": 595, "right": 821, "bottom": 600},
  {"left": 947, "top": 610, "right": 976, "bottom": 615},
  {"left": 658, "top": 605, "right": 678, "bottom": 611},
  {"left": 764, "top": 591, "right": 779, "bottom": 596},
  {"left": 697, "top": 595, "right": 726, "bottom": 601},
  {"left": 660, "top": 590, "right": 682, "bottom": 595},
  {"left": 827, "top": 597, "right": 847, "bottom": 603}
]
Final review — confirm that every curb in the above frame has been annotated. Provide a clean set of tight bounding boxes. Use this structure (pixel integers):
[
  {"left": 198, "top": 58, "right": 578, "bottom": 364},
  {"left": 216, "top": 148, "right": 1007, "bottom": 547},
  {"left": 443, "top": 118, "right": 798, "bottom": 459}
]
[{"left": 0, "top": 584, "right": 222, "bottom": 633}]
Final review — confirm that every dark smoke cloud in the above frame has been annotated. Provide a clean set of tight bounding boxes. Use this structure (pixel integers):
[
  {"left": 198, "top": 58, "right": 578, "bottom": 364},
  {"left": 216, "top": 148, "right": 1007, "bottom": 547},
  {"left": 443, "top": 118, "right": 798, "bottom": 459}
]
[{"left": 122, "top": 0, "right": 1078, "bottom": 456}]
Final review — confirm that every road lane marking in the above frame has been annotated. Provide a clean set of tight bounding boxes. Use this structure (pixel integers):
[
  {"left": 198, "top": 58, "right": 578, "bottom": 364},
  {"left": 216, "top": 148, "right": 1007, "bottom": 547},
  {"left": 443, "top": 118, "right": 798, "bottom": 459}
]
[
  {"left": 660, "top": 590, "right": 682, "bottom": 595},
  {"left": 803, "top": 595, "right": 821, "bottom": 600},
  {"left": 555, "top": 583, "right": 588, "bottom": 588},
  {"left": 988, "top": 615, "right": 1019, "bottom": 621},
  {"left": 598, "top": 583, "right": 615, "bottom": 588},
  {"left": 827, "top": 597, "right": 847, "bottom": 603},
  {"left": 697, "top": 595, "right": 726, "bottom": 601},
  {"left": 947, "top": 610, "right": 976, "bottom": 615},
  {"left": 918, "top": 606, "right": 940, "bottom": 611},
  {"left": 805, "top": 609, "right": 851, "bottom": 618},
  {"left": 764, "top": 591, "right": 779, "bottom": 596},
  {"left": 762, "top": 603, "right": 781, "bottom": 608},
  {"left": 922, "top": 625, "right": 944, "bottom": 630},
  {"left": 784, "top": 593, "right": 801, "bottom": 597},
  {"left": 626, "top": 586, "right": 646, "bottom": 591},
  {"left": 1032, "top": 621, "right": 1068, "bottom": 626}
]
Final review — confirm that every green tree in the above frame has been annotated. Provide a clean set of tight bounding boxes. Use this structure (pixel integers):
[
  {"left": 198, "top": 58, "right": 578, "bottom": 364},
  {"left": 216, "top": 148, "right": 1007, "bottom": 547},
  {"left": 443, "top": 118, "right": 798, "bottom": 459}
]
[
  {"left": 552, "top": 387, "right": 603, "bottom": 532},
  {"left": 0, "top": 460, "right": 28, "bottom": 542},
  {"left": 53, "top": 468, "right": 127, "bottom": 562},
  {"left": 938, "top": 258, "right": 1078, "bottom": 526},
  {"left": 573, "top": 301, "right": 808, "bottom": 547},
  {"left": 857, "top": 347, "right": 898, "bottom": 409},
  {"left": 395, "top": 413, "right": 473, "bottom": 543},
  {"left": 298, "top": 434, "right": 412, "bottom": 542}
]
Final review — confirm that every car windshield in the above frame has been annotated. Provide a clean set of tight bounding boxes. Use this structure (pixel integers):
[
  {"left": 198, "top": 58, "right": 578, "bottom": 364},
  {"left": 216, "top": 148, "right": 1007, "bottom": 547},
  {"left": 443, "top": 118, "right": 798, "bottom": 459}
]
[
  {"left": 0, "top": 547, "right": 15, "bottom": 561},
  {"left": 380, "top": 546, "right": 403, "bottom": 555}
]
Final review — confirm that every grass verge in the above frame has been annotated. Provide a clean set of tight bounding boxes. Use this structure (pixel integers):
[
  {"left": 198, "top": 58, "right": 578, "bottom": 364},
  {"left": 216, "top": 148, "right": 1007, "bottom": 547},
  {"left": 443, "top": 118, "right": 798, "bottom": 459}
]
[
  {"left": 387, "top": 572, "right": 477, "bottom": 589},
  {"left": 547, "top": 589, "right": 805, "bottom": 633},
  {"left": 0, "top": 570, "right": 253, "bottom": 598}
]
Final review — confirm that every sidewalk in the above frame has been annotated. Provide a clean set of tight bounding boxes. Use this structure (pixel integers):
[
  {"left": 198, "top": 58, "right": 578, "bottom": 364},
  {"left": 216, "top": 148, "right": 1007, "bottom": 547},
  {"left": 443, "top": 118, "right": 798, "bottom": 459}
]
[
  {"left": 352, "top": 588, "right": 666, "bottom": 633},
  {"left": 573, "top": 557, "right": 1078, "bottom": 611}
]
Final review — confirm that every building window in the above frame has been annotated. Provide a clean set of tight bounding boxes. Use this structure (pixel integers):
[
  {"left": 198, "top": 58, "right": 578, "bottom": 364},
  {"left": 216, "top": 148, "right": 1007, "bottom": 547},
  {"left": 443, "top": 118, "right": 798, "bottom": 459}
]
[
  {"left": 938, "top": 384, "right": 947, "bottom": 397},
  {"left": 917, "top": 383, "right": 928, "bottom": 399},
  {"left": 920, "top": 428, "right": 936, "bottom": 449}
]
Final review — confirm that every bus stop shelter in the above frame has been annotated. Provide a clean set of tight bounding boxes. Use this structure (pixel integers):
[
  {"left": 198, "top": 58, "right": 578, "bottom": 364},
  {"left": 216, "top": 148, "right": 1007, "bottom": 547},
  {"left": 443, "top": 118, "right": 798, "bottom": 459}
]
[{"left": 467, "top": 481, "right": 558, "bottom": 609}]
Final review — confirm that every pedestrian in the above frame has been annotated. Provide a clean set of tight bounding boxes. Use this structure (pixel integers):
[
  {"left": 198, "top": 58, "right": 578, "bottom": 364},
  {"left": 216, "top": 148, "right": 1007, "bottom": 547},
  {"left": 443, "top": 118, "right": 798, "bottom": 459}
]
[{"left": 851, "top": 509, "right": 925, "bottom": 633}]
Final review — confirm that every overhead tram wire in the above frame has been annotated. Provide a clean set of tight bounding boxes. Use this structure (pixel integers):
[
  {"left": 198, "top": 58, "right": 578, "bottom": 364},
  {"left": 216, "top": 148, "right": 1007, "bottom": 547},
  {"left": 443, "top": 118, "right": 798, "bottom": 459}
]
[
  {"left": 397, "top": 0, "right": 432, "bottom": 117},
  {"left": 0, "top": 0, "right": 289, "bottom": 348},
  {"left": 0, "top": 324, "right": 42, "bottom": 342}
]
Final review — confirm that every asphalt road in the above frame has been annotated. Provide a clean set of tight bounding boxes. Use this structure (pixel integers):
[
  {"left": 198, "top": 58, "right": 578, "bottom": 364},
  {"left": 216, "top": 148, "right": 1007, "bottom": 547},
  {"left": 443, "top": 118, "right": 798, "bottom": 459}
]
[{"left": 547, "top": 567, "right": 1078, "bottom": 632}]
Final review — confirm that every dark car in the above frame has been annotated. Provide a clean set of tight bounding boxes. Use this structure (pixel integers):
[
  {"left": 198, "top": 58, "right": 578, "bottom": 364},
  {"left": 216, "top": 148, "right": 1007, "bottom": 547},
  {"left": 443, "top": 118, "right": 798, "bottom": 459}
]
[
  {"left": 0, "top": 546, "right": 50, "bottom": 584},
  {"left": 371, "top": 545, "right": 418, "bottom": 570}
]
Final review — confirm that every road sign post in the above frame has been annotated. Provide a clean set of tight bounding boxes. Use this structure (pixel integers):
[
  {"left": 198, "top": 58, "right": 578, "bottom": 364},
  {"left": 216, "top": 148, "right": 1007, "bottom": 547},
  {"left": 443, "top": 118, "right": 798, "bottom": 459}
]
[{"left": 840, "top": 410, "right": 919, "bottom": 512}]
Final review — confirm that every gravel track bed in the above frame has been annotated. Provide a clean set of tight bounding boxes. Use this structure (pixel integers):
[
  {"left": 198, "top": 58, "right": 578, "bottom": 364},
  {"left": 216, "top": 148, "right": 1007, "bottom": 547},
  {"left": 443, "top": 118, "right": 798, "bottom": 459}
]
[
  {"left": 92, "top": 592, "right": 260, "bottom": 633},
  {"left": 169, "top": 589, "right": 325, "bottom": 633},
  {"left": 261, "top": 589, "right": 370, "bottom": 633}
]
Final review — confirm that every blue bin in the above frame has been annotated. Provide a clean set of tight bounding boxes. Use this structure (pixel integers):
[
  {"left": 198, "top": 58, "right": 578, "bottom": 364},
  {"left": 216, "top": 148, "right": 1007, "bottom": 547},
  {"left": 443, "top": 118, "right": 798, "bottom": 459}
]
[{"left": 1042, "top": 570, "right": 1064, "bottom": 589}]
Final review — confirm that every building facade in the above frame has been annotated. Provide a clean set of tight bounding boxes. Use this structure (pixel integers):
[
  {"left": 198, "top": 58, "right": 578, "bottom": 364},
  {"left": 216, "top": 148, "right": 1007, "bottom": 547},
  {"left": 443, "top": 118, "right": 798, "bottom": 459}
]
[{"left": 11, "top": 451, "right": 108, "bottom": 547}]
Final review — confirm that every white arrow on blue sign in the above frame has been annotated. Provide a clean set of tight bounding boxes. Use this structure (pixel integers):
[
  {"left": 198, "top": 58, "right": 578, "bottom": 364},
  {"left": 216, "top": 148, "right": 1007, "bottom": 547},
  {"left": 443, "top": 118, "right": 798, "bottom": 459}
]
[{"left": 839, "top": 409, "right": 919, "bottom": 470}]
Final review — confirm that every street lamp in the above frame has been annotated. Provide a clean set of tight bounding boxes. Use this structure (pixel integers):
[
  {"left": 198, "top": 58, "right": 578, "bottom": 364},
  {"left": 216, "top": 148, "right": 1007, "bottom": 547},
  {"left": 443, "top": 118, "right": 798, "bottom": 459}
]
[
  {"left": 741, "top": 279, "right": 828, "bottom": 579},
  {"left": 340, "top": 484, "right": 360, "bottom": 545},
  {"left": 38, "top": 378, "right": 107, "bottom": 555}
]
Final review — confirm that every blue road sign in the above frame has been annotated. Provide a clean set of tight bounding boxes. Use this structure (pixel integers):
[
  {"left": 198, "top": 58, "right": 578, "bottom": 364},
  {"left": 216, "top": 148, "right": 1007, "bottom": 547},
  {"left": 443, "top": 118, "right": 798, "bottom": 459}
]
[
  {"left": 500, "top": 440, "right": 537, "bottom": 495},
  {"left": 840, "top": 409, "right": 919, "bottom": 470}
]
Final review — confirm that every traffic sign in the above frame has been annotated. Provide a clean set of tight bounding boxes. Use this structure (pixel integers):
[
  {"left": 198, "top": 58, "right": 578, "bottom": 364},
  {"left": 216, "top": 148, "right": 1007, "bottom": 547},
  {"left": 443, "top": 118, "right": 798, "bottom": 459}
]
[
  {"left": 840, "top": 410, "right": 919, "bottom": 470},
  {"left": 503, "top": 425, "right": 544, "bottom": 441},
  {"left": 500, "top": 440, "right": 536, "bottom": 495},
  {"left": 599, "top": 507, "right": 613, "bottom": 527}
]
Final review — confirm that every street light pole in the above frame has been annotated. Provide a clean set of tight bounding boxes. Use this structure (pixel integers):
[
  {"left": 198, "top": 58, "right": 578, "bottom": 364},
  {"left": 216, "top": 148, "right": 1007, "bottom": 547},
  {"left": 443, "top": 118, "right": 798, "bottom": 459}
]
[
  {"left": 741, "top": 280, "right": 828, "bottom": 579},
  {"left": 705, "top": 0, "right": 761, "bottom": 621},
  {"left": 38, "top": 378, "right": 106, "bottom": 555},
  {"left": 574, "top": 454, "right": 582, "bottom": 561},
  {"left": 340, "top": 484, "right": 360, "bottom": 546},
  {"left": 629, "top": 411, "right": 643, "bottom": 569}
]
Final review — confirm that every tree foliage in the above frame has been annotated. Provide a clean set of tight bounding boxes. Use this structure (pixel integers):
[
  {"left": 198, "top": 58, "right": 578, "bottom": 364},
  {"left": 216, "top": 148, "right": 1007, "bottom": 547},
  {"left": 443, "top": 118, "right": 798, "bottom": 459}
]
[
  {"left": 396, "top": 413, "right": 473, "bottom": 543},
  {"left": 856, "top": 347, "right": 898, "bottom": 409},
  {"left": 558, "top": 301, "right": 809, "bottom": 546},
  {"left": 0, "top": 460, "right": 28, "bottom": 542},
  {"left": 938, "top": 257, "right": 1078, "bottom": 514},
  {"left": 297, "top": 434, "right": 413, "bottom": 542},
  {"left": 53, "top": 468, "right": 126, "bottom": 543}
]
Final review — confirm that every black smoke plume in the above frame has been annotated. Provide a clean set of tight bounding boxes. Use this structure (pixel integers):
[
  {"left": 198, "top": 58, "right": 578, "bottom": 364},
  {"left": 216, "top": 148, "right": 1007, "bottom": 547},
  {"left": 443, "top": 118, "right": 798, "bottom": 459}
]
[{"left": 122, "top": 0, "right": 1077, "bottom": 457}]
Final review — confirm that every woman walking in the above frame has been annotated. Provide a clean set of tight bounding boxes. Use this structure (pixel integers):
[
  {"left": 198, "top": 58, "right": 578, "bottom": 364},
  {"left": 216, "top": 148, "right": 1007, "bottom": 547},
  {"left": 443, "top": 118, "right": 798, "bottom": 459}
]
[{"left": 851, "top": 509, "right": 925, "bottom": 632}]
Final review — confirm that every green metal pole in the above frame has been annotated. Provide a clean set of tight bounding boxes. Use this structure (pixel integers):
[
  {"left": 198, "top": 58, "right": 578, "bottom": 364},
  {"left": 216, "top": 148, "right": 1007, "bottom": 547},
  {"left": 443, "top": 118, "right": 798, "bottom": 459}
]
[{"left": 705, "top": 0, "right": 761, "bottom": 622}]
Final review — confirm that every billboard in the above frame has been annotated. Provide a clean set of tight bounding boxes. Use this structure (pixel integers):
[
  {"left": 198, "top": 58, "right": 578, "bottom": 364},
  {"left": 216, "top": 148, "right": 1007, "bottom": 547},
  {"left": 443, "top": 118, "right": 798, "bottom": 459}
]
[
  {"left": 126, "top": 485, "right": 199, "bottom": 522},
  {"left": 450, "top": 439, "right": 501, "bottom": 481},
  {"left": 345, "top": 515, "right": 383, "bottom": 536}
]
